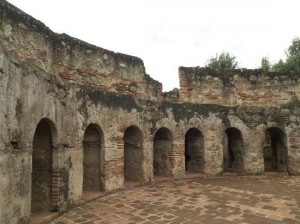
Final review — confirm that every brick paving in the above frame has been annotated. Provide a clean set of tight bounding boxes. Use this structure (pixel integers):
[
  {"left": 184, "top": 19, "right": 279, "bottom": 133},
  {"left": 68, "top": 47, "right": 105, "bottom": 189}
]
[{"left": 52, "top": 173, "right": 300, "bottom": 224}]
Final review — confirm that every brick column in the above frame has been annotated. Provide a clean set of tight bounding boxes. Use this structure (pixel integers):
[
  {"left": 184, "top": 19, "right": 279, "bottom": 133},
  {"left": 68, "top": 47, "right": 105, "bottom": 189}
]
[
  {"left": 170, "top": 137, "right": 185, "bottom": 178},
  {"left": 203, "top": 129, "right": 223, "bottom": 176},
  {"left": 287, "top": 127, "right": 300, "bottom": 175}
]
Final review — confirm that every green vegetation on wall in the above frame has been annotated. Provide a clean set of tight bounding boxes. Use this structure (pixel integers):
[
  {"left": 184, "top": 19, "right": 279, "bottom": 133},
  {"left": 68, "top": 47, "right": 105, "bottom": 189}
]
[{"left": 261, "top": 37, "right": 300, "bottom": 73}]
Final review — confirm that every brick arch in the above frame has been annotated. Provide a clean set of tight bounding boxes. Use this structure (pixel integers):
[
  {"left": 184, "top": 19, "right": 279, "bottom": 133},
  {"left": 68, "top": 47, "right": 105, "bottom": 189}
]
[
  {"left": 153, "top": 127, "right": 173, "bottom": 177},
  {"left": 82, "top": 123, "right": 104, "bottom": 192},
  {"left": 123, "top": 125, "right": 144, "bottom": 182},
  {"left": 264, "top": 127, "right": 287, "bottom": 172},
  {"left": 31, "top": 118, "right": 57, "bottom": 213},
  {"left": 185, "top": 128, "right": 204, "bottom": 173},
  {"left": 224, "top": 127, "right": 244, "bottom": 172}
]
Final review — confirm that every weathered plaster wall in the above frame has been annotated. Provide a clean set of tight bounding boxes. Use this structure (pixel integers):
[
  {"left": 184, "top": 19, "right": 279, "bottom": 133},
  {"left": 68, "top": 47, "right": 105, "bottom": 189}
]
[
  {"left": 0, "top": 1, "right": 300, "bottom": 224},
  {"left": 179, "top": 67, "right": 300, "bottom": 106},
  {"left": 0, "top": 1, "right": 162, "bottom": 102}
]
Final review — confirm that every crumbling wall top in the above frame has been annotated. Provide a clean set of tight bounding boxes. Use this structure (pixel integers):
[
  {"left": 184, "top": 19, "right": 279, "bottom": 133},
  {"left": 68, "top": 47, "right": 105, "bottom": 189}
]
[
  {"left": 179, "top": 66, "right": 300, "bottom": 107},
  {"left": 0, "top": 0, "right": 163, "bottom": 101}
]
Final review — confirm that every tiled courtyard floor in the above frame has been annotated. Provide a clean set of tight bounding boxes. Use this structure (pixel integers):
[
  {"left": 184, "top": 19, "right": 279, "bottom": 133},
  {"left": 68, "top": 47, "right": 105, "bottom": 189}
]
[{"left": 52, "top": 173, "right": 300, "bottom": 224}]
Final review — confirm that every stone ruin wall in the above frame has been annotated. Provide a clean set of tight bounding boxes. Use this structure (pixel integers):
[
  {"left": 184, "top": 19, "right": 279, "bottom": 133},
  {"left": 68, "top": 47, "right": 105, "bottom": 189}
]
[
  {"left": 179, "top": 66, "right": 300, "bottom": 106},
  {"left": 0, "top": 1, "right": 162, "bottom": 102},
  {"left": 0, "top": 1, "right": 300, "bottom": 223}
]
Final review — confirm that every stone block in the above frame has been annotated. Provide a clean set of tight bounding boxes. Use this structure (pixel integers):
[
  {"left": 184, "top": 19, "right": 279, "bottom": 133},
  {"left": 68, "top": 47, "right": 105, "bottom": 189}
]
[
  {"left": 289, "top": 115, "right": 297, "bottom": 122},
  {"left": 252, "top": 114, "right": 264, "bottom": 123},
  {"left": 280, "top": 109, "right": 290, "bottom": 116}
]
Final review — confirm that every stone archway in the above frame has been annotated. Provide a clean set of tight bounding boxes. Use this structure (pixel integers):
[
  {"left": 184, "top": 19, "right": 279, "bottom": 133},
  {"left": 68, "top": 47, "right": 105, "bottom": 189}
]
[
  {"left": 224, "top": 128, "right": 244, "bottom": 172},
  {"left": 83, "top": 124, "right": 104, "bottom": 192},
  {"left": 264, "top": 127, "right": 287, "bottom": 172},
  {"left": 153, "top": 128, "right": 173, "bottom": 177},
  {"left": 185, "top": 128, "right": 204, "bottom": 173},
  {"left": 31, "top": 118, "right": 56, "bottom": 213},
  {"left": 124, "top": 126, "right": 144, "bottom": 182}
]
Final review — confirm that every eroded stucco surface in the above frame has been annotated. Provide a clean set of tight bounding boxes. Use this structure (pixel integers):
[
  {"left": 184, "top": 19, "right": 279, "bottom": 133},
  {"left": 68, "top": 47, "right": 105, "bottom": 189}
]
[{"left": 0, "top": 1, "right": 300, "bottom": 223}]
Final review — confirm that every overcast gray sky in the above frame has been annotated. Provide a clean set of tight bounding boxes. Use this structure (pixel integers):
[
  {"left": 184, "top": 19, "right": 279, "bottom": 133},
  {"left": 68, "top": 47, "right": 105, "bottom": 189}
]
[{"left": 6, "top": 0, "right": 300, "bottom": 91}]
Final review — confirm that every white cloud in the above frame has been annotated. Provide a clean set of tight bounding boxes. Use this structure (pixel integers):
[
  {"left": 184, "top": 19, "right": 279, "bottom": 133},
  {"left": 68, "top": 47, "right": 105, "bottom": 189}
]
[{"left": 6, "top": 0, "right": 300, "bottom": 91}]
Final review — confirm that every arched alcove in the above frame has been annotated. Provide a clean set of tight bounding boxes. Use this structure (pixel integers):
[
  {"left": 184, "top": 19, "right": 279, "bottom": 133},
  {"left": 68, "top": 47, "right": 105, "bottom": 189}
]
[
  {"left": 185, "top": 128, "right": 204, "bottom": 173},
  {"left": 31, "top": 118, "right": 56, "bottom": 213},
  {"left": 264, "top": 127, "right": 287, "bottom": 172},
  {"left": 124, "top": 126, "right": 144, "bottom": 182},
  {"left": 83, "top": 124, "right": 104, "bottom": 191},
  {"left": 153, "top": 127, "right": 173, "bottom": 177},
  {"left": 224, "top": 128, "right": 244, "bottom": 172}
]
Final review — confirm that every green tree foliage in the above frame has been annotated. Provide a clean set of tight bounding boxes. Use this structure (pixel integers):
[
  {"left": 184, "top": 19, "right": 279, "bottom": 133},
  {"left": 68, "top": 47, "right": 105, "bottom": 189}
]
[
  {"left": 260, "top": 57, "right": 271, "bottom": 72},
  {"left": 205, "top": 52, "right": 239, "bottom": 69},
  {"left": 287, "top": 37, "right": 300, "bottom": 57},
  {"left": 265, "top": 37, "right": 300, "bottom": 73},
  {"left": 284, "top": 38, "right": 300, "bottom": 72}
]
